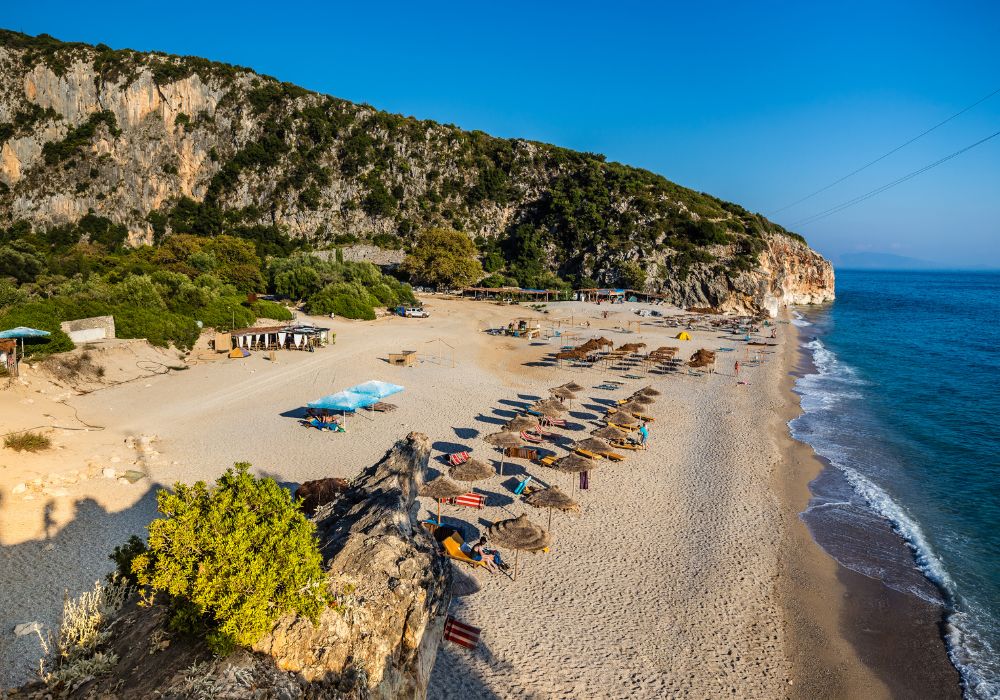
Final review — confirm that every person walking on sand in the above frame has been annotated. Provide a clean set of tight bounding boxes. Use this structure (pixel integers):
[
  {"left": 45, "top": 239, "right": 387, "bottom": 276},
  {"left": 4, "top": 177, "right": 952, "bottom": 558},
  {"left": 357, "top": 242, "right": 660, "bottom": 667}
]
[
  {"left": 734, "top": 360, "right": 740, "bottom": 377},
  {"left": 638, "top": 421, "right": 650, "bottom": 450}
]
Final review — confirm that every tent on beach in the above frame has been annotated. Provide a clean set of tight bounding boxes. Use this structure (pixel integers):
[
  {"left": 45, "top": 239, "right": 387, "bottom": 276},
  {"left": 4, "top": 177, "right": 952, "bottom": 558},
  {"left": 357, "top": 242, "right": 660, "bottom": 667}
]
[
  {"left": 675, "top": 331, "right": 691, "bottom": 341},
  {"left": 308, "top": 390, "right": 379, "bottom": 418},
  {"left": 347, "top": 380, "right": 405, "bottom": 399}
]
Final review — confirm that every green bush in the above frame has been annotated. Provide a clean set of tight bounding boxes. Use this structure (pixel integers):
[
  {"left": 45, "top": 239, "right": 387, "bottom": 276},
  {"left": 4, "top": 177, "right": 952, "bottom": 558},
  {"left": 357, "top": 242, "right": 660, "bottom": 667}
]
[
  {"left": 0, "top": 304, "right": 74, "bottom": 356},
  {"left": 4, "top": 431, "right": 52, "bottom": 452},
  {"left": 197, "top": 297, "right": 255, "bottom": 331},
  {"left": 132, "top": 464, "right": 327, "bottom": 654},
  {"left": 251, "top": 299, "right": 294, "bottom": 321},
  {"left": 113, "top": 306, "right": 200, "bottom": 349}
]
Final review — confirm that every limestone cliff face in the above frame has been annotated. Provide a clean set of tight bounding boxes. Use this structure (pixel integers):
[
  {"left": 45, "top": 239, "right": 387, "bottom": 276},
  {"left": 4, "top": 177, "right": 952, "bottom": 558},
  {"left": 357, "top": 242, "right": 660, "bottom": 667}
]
[
  {"left": 0, "top": 31, "right": 834, "bottom": 313},
  {"left": 11, "top": 433, "right": 450, "bottom": 700}
]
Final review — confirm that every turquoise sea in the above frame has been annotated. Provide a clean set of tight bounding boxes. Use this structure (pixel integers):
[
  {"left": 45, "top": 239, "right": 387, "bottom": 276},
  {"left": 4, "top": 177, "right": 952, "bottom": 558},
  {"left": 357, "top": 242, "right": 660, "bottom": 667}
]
[{"left": 791, "top": 269, "right": 1000, "bottom": 699}]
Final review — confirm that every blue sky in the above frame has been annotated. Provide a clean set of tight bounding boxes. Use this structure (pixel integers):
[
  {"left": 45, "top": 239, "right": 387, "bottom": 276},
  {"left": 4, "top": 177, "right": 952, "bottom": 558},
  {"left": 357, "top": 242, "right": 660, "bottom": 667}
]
[{"left": 4, "top": 0, "right": 999, "bottom": 267}]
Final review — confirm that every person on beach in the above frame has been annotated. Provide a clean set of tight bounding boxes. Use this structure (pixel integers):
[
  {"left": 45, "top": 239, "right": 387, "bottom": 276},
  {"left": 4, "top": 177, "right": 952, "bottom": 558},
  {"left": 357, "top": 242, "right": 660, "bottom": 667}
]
[
  {"left": 471, "top": 536, "right": 504, "bottom": 573},
  {"left": 734, "top": 360, "right": 740, "bottom": 376},
  {"left": 638, "top": 422, "right": 650, "bottom": 449}
]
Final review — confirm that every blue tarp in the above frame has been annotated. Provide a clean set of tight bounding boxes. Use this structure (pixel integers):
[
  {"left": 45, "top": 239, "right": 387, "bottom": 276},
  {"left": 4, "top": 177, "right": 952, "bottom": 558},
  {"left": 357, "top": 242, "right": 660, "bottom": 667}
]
[
  {"left": 308, "top": 390, "right": 379, "bottom": 411},
  {"left": 0, "top": 327, "right": 51, "bottom": 339},
  {"left": 347, "top": 380, "right": 404, "bottom": 399}
]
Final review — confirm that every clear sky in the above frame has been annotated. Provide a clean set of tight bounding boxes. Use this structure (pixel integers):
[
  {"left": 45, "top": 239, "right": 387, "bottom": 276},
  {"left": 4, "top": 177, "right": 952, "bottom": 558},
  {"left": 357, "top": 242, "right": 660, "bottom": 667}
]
[{"left": 4, "top": 0, "right": 999, "bottom": 267}]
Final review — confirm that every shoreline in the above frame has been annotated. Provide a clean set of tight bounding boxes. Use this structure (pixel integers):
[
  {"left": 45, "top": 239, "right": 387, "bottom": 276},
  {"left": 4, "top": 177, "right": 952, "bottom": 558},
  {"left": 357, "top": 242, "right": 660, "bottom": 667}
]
[{"left": 776, "top": 314, "right": 962, "bottom": 698}]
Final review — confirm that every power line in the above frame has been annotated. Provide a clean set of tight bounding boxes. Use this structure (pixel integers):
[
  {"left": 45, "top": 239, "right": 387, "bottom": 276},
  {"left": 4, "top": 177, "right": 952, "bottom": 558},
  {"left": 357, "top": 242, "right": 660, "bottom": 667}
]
[
  {"left": 770, "top": 86, "right": 1000, "bottom": 215},
  {"left": 790, "top": 128, "right": 1000, "bottom": 227}
]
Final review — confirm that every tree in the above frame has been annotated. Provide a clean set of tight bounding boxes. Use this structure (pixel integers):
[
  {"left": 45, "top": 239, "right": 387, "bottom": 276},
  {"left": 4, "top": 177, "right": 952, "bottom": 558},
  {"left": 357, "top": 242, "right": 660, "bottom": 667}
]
[
  {"left": 132, "top": 464, "right": 328, "bottom": 654},
  {"left": 401, "top": 227, "right": 483, "bottom": 289},
  {"left": 619, "top": 260, "right": 647, "bottom": 290}
]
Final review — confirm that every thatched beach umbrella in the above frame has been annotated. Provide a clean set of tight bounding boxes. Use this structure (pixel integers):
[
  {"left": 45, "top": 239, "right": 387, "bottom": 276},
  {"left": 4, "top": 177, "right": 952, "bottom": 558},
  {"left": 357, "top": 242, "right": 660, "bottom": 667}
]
[
  {"left": 532, "top": 399, "right": 568, "bottom": 417},
  {"left": 595, "top": 337, "right": 614, "bottom": 348},
  {"left": 487, "top": 513, "right": 553, "bottom": 580},
  {"left": 628, "top": 393, "right": 655, "bottom": 405},
  {"left": 638, "top": 386, "right": 662, "bottom": 397},
  {"left": 484, "top": 431, "right": 522, "bottom": 475},
  {"left": 504, "top": 415, "right": 540, "bottom": 433},
  {"left": 551, "top": 453, "right": 597, "bottom": 494},
  {"left": 607, "top": 411, "right": 638, "bottom": 427},
  {"left": 549, "top": 386, "right": 576, "bottom": 401},
  {"left": 616, "top": 400, "right": 647, "bottom": 415},
  {"left": 420, "top": 476, "right": 468, "bottom": 524},
  {"left": 592, "top": 425, "right": 628, "bottom": 441},
  {"left": 449, "top": 457, "right": 494, "bottom": 482},
  {"left": 525, "top": 485, "right": 580, "bottom": 530},
  {"left": 573, "top": 437, "right": 611, "bottom": 454},
  {"left": 562, "top": 381, "right": 585, "bottom": 392}
]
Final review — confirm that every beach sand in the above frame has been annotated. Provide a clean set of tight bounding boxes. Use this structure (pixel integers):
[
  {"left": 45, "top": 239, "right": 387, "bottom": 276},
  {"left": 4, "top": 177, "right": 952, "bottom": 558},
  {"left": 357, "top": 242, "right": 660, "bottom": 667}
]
[{"left": 0, "top": 296, "right": 942, "bottom": 696}]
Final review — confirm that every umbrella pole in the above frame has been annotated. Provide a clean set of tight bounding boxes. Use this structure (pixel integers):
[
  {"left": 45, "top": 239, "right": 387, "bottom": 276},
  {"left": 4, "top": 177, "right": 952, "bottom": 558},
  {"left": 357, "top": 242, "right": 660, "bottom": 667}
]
[
  {"left": 548, "top": 507, "right": 553, "bottom": 531},
  {"left": 514, "top": 549, "right": 519, "bottom": 581},
  {"left": 437, "top": 501, "right": 442, "bottom": 525}
]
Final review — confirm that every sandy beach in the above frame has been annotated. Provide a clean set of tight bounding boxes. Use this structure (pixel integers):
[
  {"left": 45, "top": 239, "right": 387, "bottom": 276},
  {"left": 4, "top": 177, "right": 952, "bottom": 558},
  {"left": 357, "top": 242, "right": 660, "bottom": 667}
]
[{"left": 0, "top": 296, "right": 924, "bottom": 697}]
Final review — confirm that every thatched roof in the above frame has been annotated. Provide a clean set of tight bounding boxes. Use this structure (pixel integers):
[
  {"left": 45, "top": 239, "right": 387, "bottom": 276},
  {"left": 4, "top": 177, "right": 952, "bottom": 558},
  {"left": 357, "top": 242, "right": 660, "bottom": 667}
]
[
  {"left": 573, "top": 437, "right": 610, "bottom": 453},
  {"left": 595, "top": 337, "right": 614, "bottom": 347},
  {"left": 484, "top": 431, "right": 522, "bottom": 448},
  {"left": 638, "top": 386, "right": 662, "bottom": 397},
  {"left": 688, "top": 348, "right": 716, "bottom": 368},
  {"left": 419, "top": 476, "right": 468, "bottom": 500},
  {"left": 549, "top": 386, "right": 576, "bottom": 400},
  {"left": 607, "top": 411, "right": 638, "bottom": 426},
  {"left": 524, "top": 486, "right": 580, "bottom": 513},
  {"left": 551, "top": 453, "right": 597, "bottom": 474},
  {"left": 562, "top": 381, "right": 585, "bottom": 392},
  {"left": 628, "top": 394, "right": 655, "bottom": 405},
  {"left": 449, "top": 458, "right": 494, "bottom": 482},
  {"left": 531, "top": 399, "right": 568, "bottom": 417},
  {"left": 616, "top": 401, "right": 647, "bottom": 414},
  {"left": 592, "top": 425, "right": 628, "bottom": 441},
  {"left": 618, "top": 342, "right": 647, "bottom": 352},
  {"left": 504, "top": 415, "right": 540, "bottom": 432},
  {"left": 555, "top": 350, "right": 585, "bottom": 361},
  {"left": 487, "top": 514, "right": 552, "bottom": 552}
]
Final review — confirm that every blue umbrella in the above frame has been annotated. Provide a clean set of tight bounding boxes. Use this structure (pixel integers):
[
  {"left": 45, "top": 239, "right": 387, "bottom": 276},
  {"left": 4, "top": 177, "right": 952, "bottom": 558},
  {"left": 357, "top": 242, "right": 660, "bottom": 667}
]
[
  {"left": 308, "top": 390, "right": 379, "bottom": 412},
  {"left": 347, "top": 380, "right": 404, "bottom": 399},
  {"left": 0, "top": 327, "right": 51, "bottom": 339}
]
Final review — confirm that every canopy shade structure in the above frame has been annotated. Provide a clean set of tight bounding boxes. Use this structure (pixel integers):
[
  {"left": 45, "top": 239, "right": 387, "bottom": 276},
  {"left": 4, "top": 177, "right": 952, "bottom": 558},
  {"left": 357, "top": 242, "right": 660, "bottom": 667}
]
[
  {"left": 487, "top": 513, "right": 553, "bottom": 580},
  {"left": 561, "top": 382, "right": 585, "bottom": 392},
  {"left": 525, "top": 485, "right": 580, "bottom": 530},
  {"left": 638, "top": 386, "right": 662, "bottom": 397},
  {"left": 592, "top": 425, "right": 629, "bottom": 441},
  {"left": 504, "top": 416, "right": 540, "bottom": 433},
  {"left": 449, "top": 458, "right": 494, "bottom": 482},
  {"left": 0, "top": 327, "right": 51, "bottom": 339},
  {"left": 420, "top": 476, "right": 469, "bottom": 524},
  {"left": 607, "top": 411, "right": 639, "bottom": 427},
  {"left": 347, "top": 380, "right": 404, "bottom": 399},
  {"left": 484, "top": 431, "right": 522, "bottom": 475},
  {"left": 308, "top": 390, "right": 379, "bottom": 412}
]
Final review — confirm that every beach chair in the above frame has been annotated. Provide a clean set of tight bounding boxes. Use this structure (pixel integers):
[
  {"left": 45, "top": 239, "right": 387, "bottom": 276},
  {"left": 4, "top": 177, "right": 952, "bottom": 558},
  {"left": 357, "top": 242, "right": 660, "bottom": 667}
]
[
  {"left": 513, "top": 476, "right": 533, "bottom": 496},
  {"left": 536, "top": 454, "right": 558, "bottom": 467},
  {"left": 600, "top": 450, "right": 626, "bottom": 462},
  {"left": 441, "top": 532, "right": 486, "bottom": 568},
  {"left": 541, "top": 417, "right": 567, "bottom": 428},
  {"left": 448, "top": 451, "right": 470, "bottom": 466},
  {"left": 610, "top": 439, "right": 642, "bottom": 451},
  {"left": 525, "top": 409, "right": 544, "bottom": 417},
  {"left": 444, "top": 616, "right": 482, "bottom": 650},
  {"left": 444, "top": 492, "right": 487, "bottom": 510},
  {"left": 520, "top": 431, "right": 543, "bottom": 444},
  {"left": 631, "top": 413, "right": 654, "bottom": 422},
  {"left": 574, "top": 448, "right": 601, "bottom": 460}
]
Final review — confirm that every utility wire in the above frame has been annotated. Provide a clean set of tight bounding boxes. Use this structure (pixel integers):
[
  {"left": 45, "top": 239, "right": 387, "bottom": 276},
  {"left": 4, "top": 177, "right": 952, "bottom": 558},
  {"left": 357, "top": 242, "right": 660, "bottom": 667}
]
[
  {"left": 790, "top": 128, "right": 1000, "bottom": 227},
  {"left": 770, "top": 86, "right": 1000, "bottom": 215}
]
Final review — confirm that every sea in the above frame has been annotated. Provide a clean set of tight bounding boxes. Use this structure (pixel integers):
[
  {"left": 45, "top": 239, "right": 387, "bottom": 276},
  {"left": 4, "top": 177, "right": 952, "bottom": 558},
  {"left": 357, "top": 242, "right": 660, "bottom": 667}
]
[{"left": 790, "top": 269, "right": 1000, "bottom": 699}]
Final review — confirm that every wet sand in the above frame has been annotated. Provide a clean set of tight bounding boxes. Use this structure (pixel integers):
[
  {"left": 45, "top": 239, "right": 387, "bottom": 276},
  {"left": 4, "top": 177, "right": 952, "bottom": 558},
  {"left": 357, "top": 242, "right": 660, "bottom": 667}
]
[{"left": 776, "top": 320, "right": 961, "bottom": 698}]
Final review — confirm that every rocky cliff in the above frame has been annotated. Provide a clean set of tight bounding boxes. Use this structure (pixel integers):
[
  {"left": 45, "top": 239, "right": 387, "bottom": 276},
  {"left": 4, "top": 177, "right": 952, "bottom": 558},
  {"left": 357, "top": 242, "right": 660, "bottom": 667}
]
[
  {"left": 10, "top": 432, "right": 450, "bottom": 700},
  {"left": 0, "top": 30, "right": 834, "bottom": 312}
]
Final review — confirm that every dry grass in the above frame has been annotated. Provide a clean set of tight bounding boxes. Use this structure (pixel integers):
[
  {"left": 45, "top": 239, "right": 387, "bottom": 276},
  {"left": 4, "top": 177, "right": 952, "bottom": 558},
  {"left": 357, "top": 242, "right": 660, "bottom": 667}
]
[
  {"left": 4, "top": 431, "right": 51, "bottom": 452},
  {"left": 42, "top": 349, "right": 106, "bottom": 382}
]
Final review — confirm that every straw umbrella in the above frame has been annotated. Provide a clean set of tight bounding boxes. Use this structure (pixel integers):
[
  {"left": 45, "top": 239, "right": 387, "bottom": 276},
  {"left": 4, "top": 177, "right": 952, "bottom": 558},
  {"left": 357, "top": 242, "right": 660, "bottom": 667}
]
[
  {"left": 449, "top": 457, "right": 494, "bottom": 482},
  {"left": 628, "top": 393, "right": 655, "bottom": 405},
  {"left": 573, "top": 437, "right": 611, "bottom": 454},
  {"left": 549, "top": 386, "right": 576, "bottom": 401},
  {"left": 504, "top": 415, "right": 540, "bottom": 433},
  {"left": 487, "top": 514, "right": 552, "bottom": 580},
  {"left": 551, "top": 453, "right": 597, "bottom": 494},
  {"left": 532, "top": 399, "right": 568, "bottom": 417},
  {"left": 592, "top": 425, "right": 628, "bottom": 441},
  {"left": 562, "top": 381, "right": 585, "bottom": 392},
  {"left": 484, "top": 431, "right": 522, "bottom": 475},
  {"left": 616, "top": 400, "right": 647, "bottom": 415},
  {"left": 607, "top": 411, "right": 638, "bottom": 427},
  {"left": 595, "top": 337, "right": 614, "bottom": 348},
  {"left": 524, "top": 485, "right": 580, "bottom": 530},
  {"left": 419, "top": 476, "right": 468, "bottom": 524},
  {"left": 638, "top": 386, "right": 662, "bottom": 397}
]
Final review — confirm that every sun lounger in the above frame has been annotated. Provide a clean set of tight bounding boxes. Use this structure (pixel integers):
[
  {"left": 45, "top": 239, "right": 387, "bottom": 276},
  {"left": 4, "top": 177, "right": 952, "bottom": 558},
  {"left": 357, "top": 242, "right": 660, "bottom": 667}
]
[
  {"left": 442, "top": 492, "right": 487, "bottom": 510},
  {"left": 448, "top": 451, "right": 470, "bottom": 466},
  {"left": 525, "top": 409, "right": 544, "bottom": 417},
  {"left": 600, "top": 450, "right": 626, "bottom": 462},
  {"left": 505, "top": 446, "right": 539, "bottom": 460},
  {"left": 366, "top": 401, "right": 397, "bottom": 412},
  {"left": 444, "top": 616, "right": 482, "bottom": 649},
  {"left": 537, "top": 454, "right": 558, "bottom": 467},
  {"left": 610, "top": 440, "right": 642, "bottom": 451},
  {"left": 441, "top": 532, "right": 486, "bottom": 568},
  {"left": 541, "top": 417, "right": 567, "bottom": 428},
  {"left": 520, "top": 431, "right": 543, "bottom": 444},
  {"left": 574, "top": 448, "right": 601, "bottom": 460},
  {"left": 631, "top": 413, "right": 654, "bottom": 422}
]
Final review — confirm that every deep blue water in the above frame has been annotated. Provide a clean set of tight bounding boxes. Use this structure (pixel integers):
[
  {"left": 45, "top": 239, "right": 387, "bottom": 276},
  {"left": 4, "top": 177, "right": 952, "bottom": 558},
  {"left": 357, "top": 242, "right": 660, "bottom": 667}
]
[{"left": 791, "top": 270, "right": 1000, "bottom": 699}]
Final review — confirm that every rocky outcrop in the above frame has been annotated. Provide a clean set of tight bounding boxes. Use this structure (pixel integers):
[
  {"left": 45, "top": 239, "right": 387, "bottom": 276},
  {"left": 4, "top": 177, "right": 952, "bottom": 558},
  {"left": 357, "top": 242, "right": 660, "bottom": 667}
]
[
  {"left": 12, "top": 432, "right": 450, "bottom": 699},
  {"left": 0, "top": 30, "right": 834, "bottom": 313}
]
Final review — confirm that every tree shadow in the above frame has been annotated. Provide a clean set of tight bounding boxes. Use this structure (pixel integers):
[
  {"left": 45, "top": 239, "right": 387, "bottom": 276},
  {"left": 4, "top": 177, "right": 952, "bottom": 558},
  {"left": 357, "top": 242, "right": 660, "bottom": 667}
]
[{"left": 0, "top": 487, "right": 162, "bottom": 688}]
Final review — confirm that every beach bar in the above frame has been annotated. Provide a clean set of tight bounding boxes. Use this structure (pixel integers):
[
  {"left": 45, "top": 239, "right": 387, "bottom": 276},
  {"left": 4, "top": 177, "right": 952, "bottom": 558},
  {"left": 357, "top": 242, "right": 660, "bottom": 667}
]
[
  {"left": 461, "top": 286, "right": 568, "bottom": 302},
  {"left": 220, "top": 324, "right": 333, "bottom": 353}
]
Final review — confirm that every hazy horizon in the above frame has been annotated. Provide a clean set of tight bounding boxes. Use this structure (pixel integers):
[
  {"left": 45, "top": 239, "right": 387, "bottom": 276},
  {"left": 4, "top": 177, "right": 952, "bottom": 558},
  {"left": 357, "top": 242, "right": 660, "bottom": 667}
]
[{"left": 3, "top": 1, "right": 998, "bottom": 267}]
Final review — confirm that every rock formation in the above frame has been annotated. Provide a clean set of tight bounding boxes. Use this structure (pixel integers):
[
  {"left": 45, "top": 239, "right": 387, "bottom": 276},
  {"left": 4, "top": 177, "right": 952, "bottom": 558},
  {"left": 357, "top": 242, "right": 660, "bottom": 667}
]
[
  {"left": 10, "top": 432, "right": 450, "bottom": 699},
  {"left": 0, "top": 30, "right": 834, "bottom": 313}
]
